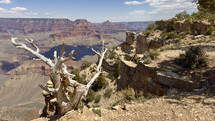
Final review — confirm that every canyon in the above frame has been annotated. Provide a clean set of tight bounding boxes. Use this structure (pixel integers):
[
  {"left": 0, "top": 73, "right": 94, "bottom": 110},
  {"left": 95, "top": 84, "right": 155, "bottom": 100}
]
[
  {"left": 0, "top": 18, "right": 153, "bottom": 74},
  {"left": 0, "top": 18, "right": 154, "bottom": 120},
  {"left": 0, "top": 17, "right": 214, "bottom": 120}
]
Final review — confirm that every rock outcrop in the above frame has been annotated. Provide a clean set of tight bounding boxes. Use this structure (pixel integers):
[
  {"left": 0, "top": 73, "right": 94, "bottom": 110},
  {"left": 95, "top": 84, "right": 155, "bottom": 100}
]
[
  {"left": 155, "top": 19, "right": 212, "bottom": 35},
  {"left": 136, "top": 33, "right": 148, "bottom": 54},
  {"left": 119, "top": 60, "right": 195, "bottom": 96},
  {"left": 132, "top": 30, "right": 162, "bottom": 54},
  {"left": 120, "top": 31, "right": 136, "bottom": 58}
]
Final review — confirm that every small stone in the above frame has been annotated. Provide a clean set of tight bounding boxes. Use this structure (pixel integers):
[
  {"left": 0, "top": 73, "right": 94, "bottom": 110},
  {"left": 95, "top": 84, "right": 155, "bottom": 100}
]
[
  {"left": 42, "top": 90, "right": 50, "bottom": 96},
  {"left": 47, "top": 80, "right": 53, "bottom": 85},
  {"left": 112, "top": 105, "right": 121, "bottom": 110}
]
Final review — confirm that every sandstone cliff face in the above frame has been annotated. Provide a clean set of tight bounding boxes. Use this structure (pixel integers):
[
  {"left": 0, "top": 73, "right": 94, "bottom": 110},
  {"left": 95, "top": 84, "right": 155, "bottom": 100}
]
[
  {"left": 0, "top": 18, "right": 152, "bottom": 41},
  {"left": 119, "top": 60, "right": 194, "bottom": 96},
  {"left": 155, "top": 19, "right": 212, "bottom": 35},
  {"left": 0, "top": 18, "right": 72, "bottom": 34}
]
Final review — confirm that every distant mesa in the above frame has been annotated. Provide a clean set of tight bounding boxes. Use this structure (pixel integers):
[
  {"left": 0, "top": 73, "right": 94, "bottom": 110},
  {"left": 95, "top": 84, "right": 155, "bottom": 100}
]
[
  {"left": 101, "top": 20, "right": 114, "bottom": 25},
  {"left": 73, "top": 19, "right": 92, "bottom": 25}
]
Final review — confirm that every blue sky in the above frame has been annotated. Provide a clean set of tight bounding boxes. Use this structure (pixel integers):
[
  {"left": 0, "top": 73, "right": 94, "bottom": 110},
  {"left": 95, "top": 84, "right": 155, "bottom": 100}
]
[{"left": 0, "top": 0, "right": 197, "bottom": 22}]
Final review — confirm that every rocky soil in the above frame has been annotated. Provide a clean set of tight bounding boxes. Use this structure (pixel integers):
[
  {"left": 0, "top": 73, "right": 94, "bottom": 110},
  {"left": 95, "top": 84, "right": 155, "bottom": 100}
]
[{"left": 32, "top": 92, "right": 215, "bottom": 121}]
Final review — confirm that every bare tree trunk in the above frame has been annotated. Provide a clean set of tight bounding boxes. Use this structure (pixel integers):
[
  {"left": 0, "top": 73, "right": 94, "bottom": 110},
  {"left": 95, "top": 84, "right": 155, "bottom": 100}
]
[{"left": 11, "top": 37, "right": 107, "bottom": 115}]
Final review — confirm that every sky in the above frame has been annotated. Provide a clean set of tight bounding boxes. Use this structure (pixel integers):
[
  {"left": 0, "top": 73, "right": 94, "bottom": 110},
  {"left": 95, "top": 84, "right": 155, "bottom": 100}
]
[{"left": 0, "top": 0, "right": 198, "bottom": 23}]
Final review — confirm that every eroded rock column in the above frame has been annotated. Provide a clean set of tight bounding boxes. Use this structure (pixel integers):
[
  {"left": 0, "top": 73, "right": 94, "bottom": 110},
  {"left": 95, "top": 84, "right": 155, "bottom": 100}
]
[
  {"left": 120, "top": 31, "right": 136, "bottom": 59},
  {"left": 136, "top": 33, "right": 149, "bottom": 54}
]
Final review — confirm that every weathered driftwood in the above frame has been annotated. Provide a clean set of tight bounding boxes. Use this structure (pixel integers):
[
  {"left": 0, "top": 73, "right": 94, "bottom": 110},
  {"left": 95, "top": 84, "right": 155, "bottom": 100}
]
[{"left": 11, "top": 37, "right": 107, "bottom": 115}]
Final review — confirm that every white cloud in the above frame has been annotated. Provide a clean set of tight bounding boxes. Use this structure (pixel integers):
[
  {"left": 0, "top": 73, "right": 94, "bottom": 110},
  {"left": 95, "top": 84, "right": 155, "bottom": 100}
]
[
  {"left": 25, "top": 12, "right": 38, "bottom": 16},
  {"left": 11, "top": 7, "right": 27, "bottom": 11},
  {"left": 146, "top": 0, "right": 197, "bottom": 13},
  {"left": 0, "top": 0, "right": 11, "bottom": 4},
  {"left": 124, "top": 1, "right": 145, "bottom": 5},
  {"left": 129, "top": 10, "right": 145, "bottom": 15},
  {"left": 0, "top": 7, "right": 38, "bottom": 17},
  {"left": 127, "top": 0, "right": 197, "bottom": 15},
  {"left": 45, "top": 11, "right": 56, "bottom": 15}
]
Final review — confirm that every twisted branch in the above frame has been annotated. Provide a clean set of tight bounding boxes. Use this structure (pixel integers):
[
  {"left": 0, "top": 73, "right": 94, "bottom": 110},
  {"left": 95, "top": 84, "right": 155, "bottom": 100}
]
[{"left": 11, "top": 37, "right": 54, "bottom": 67}]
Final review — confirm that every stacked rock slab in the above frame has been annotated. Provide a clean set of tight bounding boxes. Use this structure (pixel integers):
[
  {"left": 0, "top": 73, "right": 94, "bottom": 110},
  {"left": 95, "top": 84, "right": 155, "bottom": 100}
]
[
  {"left": 120, "top": 31, "right": 136, "bottom": 59},
  {"left": 42, "top": 80, "right": 57, "bottom": 116},
  {"left": 119, "top": 60, "right": 195, "bottom": 96}
]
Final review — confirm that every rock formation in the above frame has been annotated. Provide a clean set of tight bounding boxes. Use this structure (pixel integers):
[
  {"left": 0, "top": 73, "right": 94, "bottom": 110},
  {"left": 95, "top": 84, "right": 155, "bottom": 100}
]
[
  {"left": 42, "top": 80, "right": 57, "bottom": 116},
  {"left": 127, "top": 30, "right": 162, "bottom": 54},
  {"left": 120, "top": 31, "right": 136, "bottom": 59},
  {"left": 119, "top": 60, "right": 195, "bottom": 96},
  {"left": 136, "top": 33, "right": 148, "bottom": 54},
  {"left": 155, "top": 19, "right": 212, "bottom": 35},
  {"left": 0, "top": 18, "right": 72, "bottom": 34}
]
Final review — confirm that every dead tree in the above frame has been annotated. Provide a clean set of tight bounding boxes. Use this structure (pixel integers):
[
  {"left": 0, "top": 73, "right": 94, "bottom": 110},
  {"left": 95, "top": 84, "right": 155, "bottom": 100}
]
[{"left": 11, "top": 37, "right": 107, "bottom": 115}]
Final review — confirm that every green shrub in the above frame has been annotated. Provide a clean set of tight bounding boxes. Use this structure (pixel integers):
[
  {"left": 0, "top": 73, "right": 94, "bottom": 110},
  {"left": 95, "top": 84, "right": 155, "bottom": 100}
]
[
  {"left": 191, "top": 12, "right": 201, "bottom": 20},
  {"left": 143, "top": 57, "right": 152, "bottom": 64},
  {"left": 160, "top": 45, "right": 174, "bottom": 52},
  {"left": 108, "top": 50, "right": 116, "bottom": 59},
  {"left": 155, "top": 24, "right": 160, "bottom": 30},
  {"left": 141, "top": 30, "right": 151, "bottom": 37},
  {"left": 86, "top": 89, "right": 96, "bottom": 102},
  {"left": 186, "top": 26, "right": 192, "bottom": 34},
  {"left": 147, "top": 23, "right": 155, "bottom": 30},
  {"left": 104, "top": 88, "right": 113, "bottom": 98},
  {"left": 166, "top": 24, "right": 174, "bottom": 32},
  {"left": 175, "top": 46, "right": 208, "bottom": 69},
  {"left": 92, "top": 74, "right": 109, "bottom": 91},
  {"left": 81, "top": 60, "right": 92, "bottom": 70},
  {"left": 123, "top": 87, "right": 136, "bottom": 101},
  {"left": 114, "top": 57, "right": 120, "bottom": 78},
  {"left": 161, "top": 30, "right": 182, "bottom": 40},
  {"left": 71, "top": 69, "right": 87, "bottom": 84},
  {"left": 92, "top": 108, "right": 101, "bottom": 117},
  {"left": 95, "top": 94, "right": 101, "bottom": 103},
  {"left": 172, "top": 10, "right": 191, "bottom": 21},
  {"left": 206, "top": 26, "right": 215, "bottom": 35},
  {"left": 142, "top": 50, "right": 159, "bottom": 64},
  {"left": 149, "top": 50, "right": 160, "bottom": 60},
  {"left": 136, "top": 96, "right": 147, "bottom": 102}
]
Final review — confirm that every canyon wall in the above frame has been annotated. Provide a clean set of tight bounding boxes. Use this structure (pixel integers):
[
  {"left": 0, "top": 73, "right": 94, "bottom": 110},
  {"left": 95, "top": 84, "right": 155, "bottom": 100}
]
[
  {"left": 0, "top": 18, "right": 72, "bottom": 34},
  {"left": 155, "top": 19, "right": 212, "bottom": 35}
]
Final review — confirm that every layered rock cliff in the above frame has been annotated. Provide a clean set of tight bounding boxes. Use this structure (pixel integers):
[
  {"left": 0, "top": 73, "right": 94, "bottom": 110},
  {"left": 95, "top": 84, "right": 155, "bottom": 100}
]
[
  {"left": 0, "top": 18, "right": 72, "bottom": 34},
  {"left": 155, "top": 19, "right": 212, "bottom": 35},
  {"left": 119, "top": 59, "right": 194, "bottom": 96},
  {"left": 111, "top": 31, "right": 197, "bottom": 96}
]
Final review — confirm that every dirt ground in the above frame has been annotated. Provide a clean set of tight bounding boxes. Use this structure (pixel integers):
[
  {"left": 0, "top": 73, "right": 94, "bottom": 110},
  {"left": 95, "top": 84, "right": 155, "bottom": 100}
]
[{"left": 32, "top": 92, "right": 215, "bottom": 121}]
